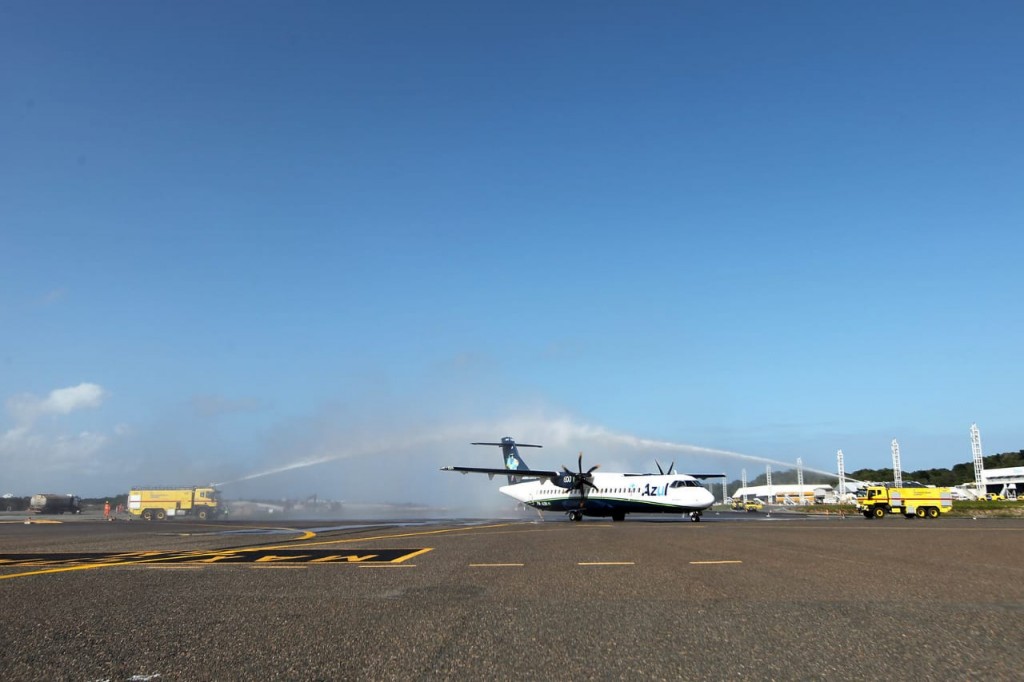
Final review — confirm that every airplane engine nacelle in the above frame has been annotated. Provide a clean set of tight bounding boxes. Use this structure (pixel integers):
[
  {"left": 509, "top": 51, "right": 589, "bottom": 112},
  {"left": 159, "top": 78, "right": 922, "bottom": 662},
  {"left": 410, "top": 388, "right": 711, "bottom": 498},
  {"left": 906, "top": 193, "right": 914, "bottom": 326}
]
[{"left": 552, "top": 474, "right": 576, "bottom": 490}]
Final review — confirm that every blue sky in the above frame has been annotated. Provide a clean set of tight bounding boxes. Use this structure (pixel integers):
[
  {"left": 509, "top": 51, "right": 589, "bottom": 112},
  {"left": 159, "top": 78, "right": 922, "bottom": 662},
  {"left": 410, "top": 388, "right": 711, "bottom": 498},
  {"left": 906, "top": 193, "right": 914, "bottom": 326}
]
[{"left": 2, "top": 2, "right": 1022, "bottom": 505}]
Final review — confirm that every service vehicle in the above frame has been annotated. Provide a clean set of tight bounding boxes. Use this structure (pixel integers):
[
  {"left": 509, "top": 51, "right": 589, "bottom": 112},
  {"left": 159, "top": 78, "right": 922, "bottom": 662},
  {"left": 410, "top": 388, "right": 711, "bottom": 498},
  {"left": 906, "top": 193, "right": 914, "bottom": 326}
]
[
  {"left": 856, "top": 485, "right": 952, "bottom": 519},
  {"left": 744, "top": 498, "right": 765, "bottom": 512},
  {"left": 127, "top": 486, "right": 222, "bottom": 521},
  {"left": 29, "top": 493, "right": 81, "bottom": 514}
]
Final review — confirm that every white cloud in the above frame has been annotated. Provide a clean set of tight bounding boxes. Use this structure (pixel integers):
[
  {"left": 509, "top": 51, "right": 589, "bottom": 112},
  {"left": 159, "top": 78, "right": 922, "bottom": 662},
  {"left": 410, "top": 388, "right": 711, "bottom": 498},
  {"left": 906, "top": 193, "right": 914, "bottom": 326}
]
[
  {"left": 0, "top": 383, "right": 118, "bottom": 479},
  {"left": 7, "top": 382, "right": 106, "bottom": 424}
]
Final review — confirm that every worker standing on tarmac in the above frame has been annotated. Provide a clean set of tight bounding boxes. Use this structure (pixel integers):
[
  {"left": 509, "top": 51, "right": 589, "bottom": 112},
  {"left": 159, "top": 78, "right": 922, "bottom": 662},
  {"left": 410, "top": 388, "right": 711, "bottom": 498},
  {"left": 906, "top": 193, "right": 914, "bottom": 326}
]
[{"left": 103, "top": 500, "right": 111, "bottom": 521}]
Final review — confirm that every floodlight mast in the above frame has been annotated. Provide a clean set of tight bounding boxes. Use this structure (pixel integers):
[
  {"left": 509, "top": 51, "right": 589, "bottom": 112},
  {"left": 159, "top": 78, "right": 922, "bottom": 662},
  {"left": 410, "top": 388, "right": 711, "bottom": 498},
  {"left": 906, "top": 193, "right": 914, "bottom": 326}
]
[
  {"left": 837, "top": 449, "right": 846, "bottom": 502},
  {"left": 891, "top": 439, "right": 903, "bottom": 488},
  {"left": 971, "top": 423, "right": 985, "bottom": 497},
  {"left": 741, "top": 469, "right": 748, "bottom": 502}
]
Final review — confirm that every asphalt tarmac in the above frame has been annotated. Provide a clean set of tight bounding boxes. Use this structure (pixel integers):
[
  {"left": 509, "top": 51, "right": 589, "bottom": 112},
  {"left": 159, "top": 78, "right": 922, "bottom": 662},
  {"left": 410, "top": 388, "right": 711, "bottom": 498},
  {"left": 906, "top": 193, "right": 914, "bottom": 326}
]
[{"left": 1, "top": 511, "right": 1022, "bottom": 680}]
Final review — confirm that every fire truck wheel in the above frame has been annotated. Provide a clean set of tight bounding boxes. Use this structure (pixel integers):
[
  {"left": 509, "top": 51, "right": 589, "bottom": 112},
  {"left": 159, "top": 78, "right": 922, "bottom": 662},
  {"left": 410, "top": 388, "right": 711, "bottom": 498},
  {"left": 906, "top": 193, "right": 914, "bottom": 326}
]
[
  {"left": 862, "top": 511, "right": 873, "bottom": 519},
  {"left": 142, "top": 509, "right": 153, "bottom": 521},
  {"left": 916, "top": 507, "right": 927, "bottom": 518},
  {"left": 196, "top": 509, "right": 208, "bottom": 521},
  {"left": 872, "top": 507, "right": 886, "bottom": 519},
  {"left": 926, "top": 507, "right": 939, "bottom": 519},
  {"left": 155, "top": 509, "right": 167, "bottom": 521}
]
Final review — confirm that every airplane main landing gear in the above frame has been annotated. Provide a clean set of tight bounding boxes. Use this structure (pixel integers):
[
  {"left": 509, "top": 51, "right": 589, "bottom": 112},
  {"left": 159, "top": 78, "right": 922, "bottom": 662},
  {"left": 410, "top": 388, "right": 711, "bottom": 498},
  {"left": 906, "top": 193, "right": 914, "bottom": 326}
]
[
  {"left": 568, "top": 510, "right": 583, "bottom": 522},
  {"left": 689, "top": 511, "right": 702, "bottom": 522}
]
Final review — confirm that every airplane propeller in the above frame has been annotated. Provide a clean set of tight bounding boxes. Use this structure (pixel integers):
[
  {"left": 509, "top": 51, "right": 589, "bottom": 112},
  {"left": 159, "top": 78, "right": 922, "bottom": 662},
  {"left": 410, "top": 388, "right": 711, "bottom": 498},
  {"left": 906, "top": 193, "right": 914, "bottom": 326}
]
[
  {"left": 560, "top": 452, "right": 599, "bottom": 509},
  {"left": 655, "top": 460, "right": 675, "bottom": 475}
]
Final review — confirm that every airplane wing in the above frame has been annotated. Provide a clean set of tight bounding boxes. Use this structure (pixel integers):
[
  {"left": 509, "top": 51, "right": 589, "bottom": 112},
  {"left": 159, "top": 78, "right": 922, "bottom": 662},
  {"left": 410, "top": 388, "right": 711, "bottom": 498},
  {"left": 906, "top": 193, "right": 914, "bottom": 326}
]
[
  {"left": 688, "top": 473, "right": 727, "bottom": 479},
  {"left": 440, "top": 466, "right": 559, "bottom": 481}
]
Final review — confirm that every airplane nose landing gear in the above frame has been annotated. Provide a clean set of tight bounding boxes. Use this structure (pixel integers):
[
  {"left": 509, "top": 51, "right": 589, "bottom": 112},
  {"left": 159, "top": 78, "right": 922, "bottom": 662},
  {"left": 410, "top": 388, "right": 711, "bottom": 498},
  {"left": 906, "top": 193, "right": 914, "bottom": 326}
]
[
  {"left": 689, "top": 511, "right": 702, "bottom": 522},
  {"left": 568, "top": 510, "right": 583, "bottom": 522}
]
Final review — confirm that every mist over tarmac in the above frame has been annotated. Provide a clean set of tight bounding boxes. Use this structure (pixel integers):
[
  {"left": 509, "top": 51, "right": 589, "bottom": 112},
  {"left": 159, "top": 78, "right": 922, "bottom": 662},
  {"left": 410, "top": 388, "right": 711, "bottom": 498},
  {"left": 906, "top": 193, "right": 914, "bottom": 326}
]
[
  {"left": 210, "top": 413, "right": 838, "bottom": 516},
  {"left": 3, "top": 382, "right": 857, "bottom": 508}
]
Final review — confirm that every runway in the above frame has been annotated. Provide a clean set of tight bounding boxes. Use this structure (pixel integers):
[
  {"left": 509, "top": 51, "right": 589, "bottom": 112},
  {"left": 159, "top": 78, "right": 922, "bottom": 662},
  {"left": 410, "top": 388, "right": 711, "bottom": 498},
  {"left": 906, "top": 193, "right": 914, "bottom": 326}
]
[{"left": 2, "top": 512, "right": 1023, "bottom": 680}]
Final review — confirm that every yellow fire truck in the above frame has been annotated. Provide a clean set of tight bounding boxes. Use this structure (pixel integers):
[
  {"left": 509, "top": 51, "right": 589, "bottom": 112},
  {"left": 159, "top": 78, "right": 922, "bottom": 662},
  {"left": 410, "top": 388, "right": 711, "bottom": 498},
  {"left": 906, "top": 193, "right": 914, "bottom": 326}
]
[
  {"left": 127, "top": 486, "right": 222, "bottom": 521},
  {"left": 856, "top": 486, "right": 952, "bottom": 519}
]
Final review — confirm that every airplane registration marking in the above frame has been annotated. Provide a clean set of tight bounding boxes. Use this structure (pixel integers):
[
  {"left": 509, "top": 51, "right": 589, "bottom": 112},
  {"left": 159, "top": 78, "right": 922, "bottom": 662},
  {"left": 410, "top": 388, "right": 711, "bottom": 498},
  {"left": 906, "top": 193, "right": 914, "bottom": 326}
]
[{"left": 689, "top": 560, "right": 743, "bottom": 565}]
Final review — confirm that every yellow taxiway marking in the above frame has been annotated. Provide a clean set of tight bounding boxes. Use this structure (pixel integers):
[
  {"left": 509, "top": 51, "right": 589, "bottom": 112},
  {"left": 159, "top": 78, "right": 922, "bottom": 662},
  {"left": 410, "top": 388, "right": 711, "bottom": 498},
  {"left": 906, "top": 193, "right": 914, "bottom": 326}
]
[
  {"left": 578, "top": 561, "right": 635, "bottom": 566},
  {"left": 133, "top": 565, "right": 203, "bottom": 570},
  {"left": 175, "top": 528, "right": 317, "bottom": 541},
  {"left": 249, "top": 565, "right": 308, "bottom": 569},
  {"left": 258, "top": 523, "right": 518, "bottom": 552},
  {"left": 0, "top": 522, "right": 514, "bottom": 580},
  {"left": 469, "top": 563, "right": 524, "bottom": 567},
  {"left": 0, "top": 527, "right": 320, "bottom": 580},
  {"left": 690, "top": 560, "right": 743, "bottom": 565}
]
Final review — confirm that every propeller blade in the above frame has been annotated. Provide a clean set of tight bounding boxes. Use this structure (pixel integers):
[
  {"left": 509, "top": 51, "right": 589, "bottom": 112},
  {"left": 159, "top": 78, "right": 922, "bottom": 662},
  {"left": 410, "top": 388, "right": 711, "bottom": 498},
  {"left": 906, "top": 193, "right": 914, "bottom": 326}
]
[
  {"left": 577, "top": 452, "right": 583, "bottom": 474},
  {"left": 586, "top": 464, "right": 600, "bottom": 475},
  {"left": 668, "top": 461, "right": 675, "bottom": 475},
  {"left": 656, "top": 460, "right": 664, "bottom": 475},
  {"left": 583, "top": 480, "right": 597, "bottom": 490}
]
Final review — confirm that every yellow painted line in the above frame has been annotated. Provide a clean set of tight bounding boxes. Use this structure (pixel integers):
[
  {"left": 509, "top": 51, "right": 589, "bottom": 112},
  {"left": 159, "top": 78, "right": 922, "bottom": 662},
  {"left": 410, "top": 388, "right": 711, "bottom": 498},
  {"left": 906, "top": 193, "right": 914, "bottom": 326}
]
[
  {"left": 179, "top": 527, "right": 317, "bottom": 541},
  {"left": 391, "top": 547, "right": 432, "bottom": 563},
  {"left": 578, "top": 562, "right": 635, "bottom": 566},
  {"left": 358, "top": 564, "right": 417, "bottom": 568},
  {"left": 1, "top": 563, "right": 138, "bottom": 580},
  {"left": 134, "top": 565, "right": 203, "bottom": 570},
  {"left": 469, "top": 563, "right": 524, "bottom": 567},
  {"left": 690, "top": 560, "right": 743, "bottom": 565},
  {"left": 249, "top": 565, "right": 308, "bottom": 570},
  {"left": 260, "top": 522, "right": 520, "bottom": 551}
]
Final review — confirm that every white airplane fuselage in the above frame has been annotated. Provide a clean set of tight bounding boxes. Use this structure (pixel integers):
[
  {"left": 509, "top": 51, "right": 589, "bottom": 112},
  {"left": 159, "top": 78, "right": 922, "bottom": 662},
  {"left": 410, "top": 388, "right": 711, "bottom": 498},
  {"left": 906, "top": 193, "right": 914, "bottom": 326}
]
[{"left": 499, "top": 472, "right": 716, "bottom": 518}]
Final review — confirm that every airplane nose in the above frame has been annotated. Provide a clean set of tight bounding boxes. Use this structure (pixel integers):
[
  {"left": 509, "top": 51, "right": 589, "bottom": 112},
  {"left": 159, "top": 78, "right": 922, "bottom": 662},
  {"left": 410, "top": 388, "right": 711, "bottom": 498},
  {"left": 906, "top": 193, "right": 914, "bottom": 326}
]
[{"left": 702, "top": 488, "right": 715, "bottom": 506}]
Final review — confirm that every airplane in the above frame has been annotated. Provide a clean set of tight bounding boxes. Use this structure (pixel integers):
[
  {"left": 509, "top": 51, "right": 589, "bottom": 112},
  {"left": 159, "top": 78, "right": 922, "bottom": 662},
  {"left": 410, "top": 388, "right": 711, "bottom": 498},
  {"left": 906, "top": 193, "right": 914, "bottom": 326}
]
[{"left": 441, "top": 436, "right": 723, "bottom": 522}]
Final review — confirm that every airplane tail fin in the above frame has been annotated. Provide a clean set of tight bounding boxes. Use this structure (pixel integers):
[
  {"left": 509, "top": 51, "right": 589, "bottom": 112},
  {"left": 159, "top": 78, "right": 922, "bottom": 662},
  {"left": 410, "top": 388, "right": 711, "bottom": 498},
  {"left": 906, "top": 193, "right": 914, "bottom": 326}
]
[{"left": 472, "top": 437, "right": 542, "bottom": 484}]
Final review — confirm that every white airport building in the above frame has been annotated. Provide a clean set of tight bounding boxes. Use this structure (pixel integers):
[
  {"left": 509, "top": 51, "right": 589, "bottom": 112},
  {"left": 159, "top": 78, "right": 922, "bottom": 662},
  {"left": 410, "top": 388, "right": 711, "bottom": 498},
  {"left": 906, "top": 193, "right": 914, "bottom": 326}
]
[
  {"left": 732, "top": 484, "right": 833, "bottom": 505},
  {"left": 980, "top": 466, "right": 1022, "bottom": 499}
]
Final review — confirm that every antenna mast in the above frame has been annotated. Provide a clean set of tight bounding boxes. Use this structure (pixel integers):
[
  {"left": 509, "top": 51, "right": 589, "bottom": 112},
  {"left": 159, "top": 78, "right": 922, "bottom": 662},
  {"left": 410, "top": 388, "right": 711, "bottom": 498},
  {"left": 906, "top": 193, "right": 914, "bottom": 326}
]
[
  {"left": 796, "top": 458, "right": 804, "bottom": 505},
  {"left": 971, "top": 423, "right": 985, "bottom": 497},
  {"left": 891, "top": 439, "right": 902, "bottom": 488},
  {"left": 837, "top": 449, "right": 846, "bottom": 502}
]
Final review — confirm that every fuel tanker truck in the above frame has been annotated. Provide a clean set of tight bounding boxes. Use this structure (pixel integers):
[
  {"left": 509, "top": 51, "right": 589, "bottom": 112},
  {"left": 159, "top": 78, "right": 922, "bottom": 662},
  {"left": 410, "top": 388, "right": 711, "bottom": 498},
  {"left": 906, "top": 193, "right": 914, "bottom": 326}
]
[{"left": 28, "top": 493, "right": 82, "bottom": 514}]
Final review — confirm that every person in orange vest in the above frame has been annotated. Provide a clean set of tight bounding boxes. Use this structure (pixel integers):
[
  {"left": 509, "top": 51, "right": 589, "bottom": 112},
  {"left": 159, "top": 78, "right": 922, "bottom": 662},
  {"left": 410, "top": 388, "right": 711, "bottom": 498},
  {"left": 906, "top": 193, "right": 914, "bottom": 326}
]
[{"left": 104, "top": 500, "right": 111, "bottom": 520}]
